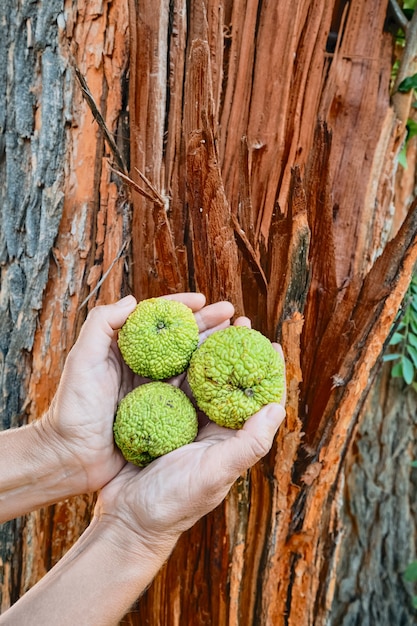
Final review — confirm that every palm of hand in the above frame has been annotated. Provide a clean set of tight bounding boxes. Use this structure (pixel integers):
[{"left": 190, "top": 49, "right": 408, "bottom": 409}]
[
  {"left": 95, "top": 399, "right": 285, "bottom": 544},
  {"left": 96, "top": 420, "right": 235, "bottom": 539},
  {"left": 46, "top": 295, "right": 235, "bottom": 493},
  {"left": 48, "top": 337, "right": 133, "bottom": 491}
]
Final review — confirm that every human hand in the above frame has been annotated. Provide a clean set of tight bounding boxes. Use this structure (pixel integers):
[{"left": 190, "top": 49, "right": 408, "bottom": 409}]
[
  {"left": 40, "top": 293, "right": 235, "bottom": 495},
  {"left": 94, "top": 398, "right": 285, "bottom": 554},
  {"left": 94, "top": 317, "right": 286, "bottom": 555}
]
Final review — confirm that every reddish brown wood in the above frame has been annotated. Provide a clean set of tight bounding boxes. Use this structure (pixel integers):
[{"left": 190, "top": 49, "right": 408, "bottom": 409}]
[
  {"left": 3, "top": 0, "right": 417, "bottom": 624},
  {"left": 20, "top": 0, "right": 130, "bottom": 596}
]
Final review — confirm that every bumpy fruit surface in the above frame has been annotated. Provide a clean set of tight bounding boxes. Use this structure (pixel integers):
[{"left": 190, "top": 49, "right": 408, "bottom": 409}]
[
  {"left": 118, "top": 298, "right": 199, "bottom": 379},
  {"left": 188, "top": 325, "right": 284, "bottom": 429},
  {"left": 114, "top": 382, "right": 198, "bottom": 466}
]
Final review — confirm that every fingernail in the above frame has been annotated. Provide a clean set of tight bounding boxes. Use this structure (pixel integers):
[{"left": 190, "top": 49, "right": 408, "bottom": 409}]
[{"left": 116, "top": 295, "right": 136, "bottom": 307}]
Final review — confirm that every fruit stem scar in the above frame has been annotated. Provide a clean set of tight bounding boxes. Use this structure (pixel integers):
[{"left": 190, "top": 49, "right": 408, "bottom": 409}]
[
  {"left": 244, "top": 388, "right": 254, "bottom": 397},
  {"left": 156, "top": 320, "right": 166, "bottom": 330}
]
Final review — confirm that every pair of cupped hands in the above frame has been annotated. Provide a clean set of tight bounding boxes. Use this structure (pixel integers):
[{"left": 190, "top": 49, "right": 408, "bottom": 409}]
[{"left": 43, "top": 293, "right": 286, "bottom": 551}]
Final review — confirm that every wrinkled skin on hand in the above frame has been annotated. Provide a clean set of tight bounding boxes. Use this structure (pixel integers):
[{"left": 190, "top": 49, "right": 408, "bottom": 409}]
[
  {"left": 42, "top": 293, "right": 236, "bottom": 494},
  {"left": 95, "top": 314, "right": 286, "bottom": 548},
  {"left": 94, "top": 399, "right": 286, "bottom": 548}
]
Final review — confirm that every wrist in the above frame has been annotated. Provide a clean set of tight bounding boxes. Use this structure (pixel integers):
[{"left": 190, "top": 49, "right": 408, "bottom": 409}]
[
  {"left": 0, "top": 506, "right": 180, "bottom": 625},
  {"left": 94, "top": 510, "right": 180, "bottom": 568},
  {"left": 35, "top": 411, "right": 87, "bottom": 489},
  {"left": 0, "top": 418, "right": 87, "bottom": 522}
]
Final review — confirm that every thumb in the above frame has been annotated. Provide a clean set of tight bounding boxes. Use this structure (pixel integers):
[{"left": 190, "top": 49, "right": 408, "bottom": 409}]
[
  {"left": 216, "top": 403, "right": 286, "bottom": 480},
  {"left": 71, "top": 295, "right": 137, "bottom": 363}
]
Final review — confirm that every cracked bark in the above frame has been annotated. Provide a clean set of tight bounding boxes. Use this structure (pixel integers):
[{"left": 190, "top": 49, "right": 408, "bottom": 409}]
[{"left": 1, "top": 1, "right": 417, "bottom": 624}]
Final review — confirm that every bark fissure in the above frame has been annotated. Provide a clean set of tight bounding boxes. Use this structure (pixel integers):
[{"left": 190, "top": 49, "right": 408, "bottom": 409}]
[{"left": 3, "top": 1, "right": 417, "bottom": 624}]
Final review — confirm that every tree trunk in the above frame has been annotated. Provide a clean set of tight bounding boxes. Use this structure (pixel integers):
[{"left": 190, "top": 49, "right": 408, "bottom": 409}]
[
  {"left": 1, "top": 0, "right": 417, "bottom": 624},
  {"left": 331, "top": 366, "right": 417, "bottom": 626}
]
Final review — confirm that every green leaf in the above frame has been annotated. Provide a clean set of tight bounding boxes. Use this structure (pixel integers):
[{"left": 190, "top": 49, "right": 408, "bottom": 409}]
[
  {"left": 404, "top": 0, "right": 417, "bottom": 12},
  {"left": 413, "top": 595, "right": 417, "bottom": 610},
  {"left": 404, "top": 560, "right": 417, "bottom": 582},
  {"left": 389, "top": 332, "right": 405, "bottom": 346},
  {"left": 410, "top": 317, "right": 417, "bottom": 335},
  {"left": 407, "top": 344, "right": 417, "bottom": 367},
  {"left": 407, "top": 119, "right": 417, "bottom": 140},
  {"left": 391, "top": 361, "right": 404, "bottom": 378},
  {"left": 398, "top": 74, "right": 417, "bottom": 92},
  {"left": 408, "top": 332, "right": 417, "bottom": 348},
  {"left": 382, "top": 353, "right": 401, "bottom": 362},
  {"left": 410, "top": 460, "right": 417, "bottom": 467},
  {"left": 402, "top": 355, "right": 415, "bottom": 385},
  {"left": 399, "top": 144, "right": 408, "bottom": 168}
]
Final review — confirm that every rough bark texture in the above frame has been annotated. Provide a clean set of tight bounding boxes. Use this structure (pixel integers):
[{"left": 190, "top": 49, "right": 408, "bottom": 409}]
[
  {"left": 0, "top": 0, "right": 130, "bottom": 608},
  {"left": 0, "top": 0, "right": 68, "bottom": 609},
  {"left": 2, "top": 0, "right": 417, "bottom": 624},
  {"left": 330, "top": 367, "right": 417, "bottom": 626}
]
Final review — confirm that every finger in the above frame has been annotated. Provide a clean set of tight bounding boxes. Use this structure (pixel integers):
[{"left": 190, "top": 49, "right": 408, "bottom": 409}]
[
  {"left": 198, "top": 319, "right": 231, "bottom": 343},
  {"left": 271, "top": 343, "right": 282, "bottom": 354},
  {"left": 194, "top": 301, "right": 235, "bottom": 334},
  {"left": 233, "top": 316, "right": 251, "bottom": 328},
  {"left": 162, "top": 292, "right": 206, "bottom": 312},
  {"left": 196, "top": 421, "right": 232, "bottom": 442},
  {"left": 71, "top": 296, "right": 137, "bottom": 363},
  {"left": 213, "top": 403, "right": 286, "bottom": 480}
]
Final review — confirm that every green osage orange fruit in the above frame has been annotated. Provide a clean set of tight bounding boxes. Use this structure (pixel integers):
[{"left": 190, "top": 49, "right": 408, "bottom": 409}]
[
  {"left": 188, "top": 325, "right": 285, "bottom": 429},
  {"left": 118, "top": 298, "right": 199, "bottom": 379},
  {"left": 113, "top": 382, "right": 198, "bottom": 466}
]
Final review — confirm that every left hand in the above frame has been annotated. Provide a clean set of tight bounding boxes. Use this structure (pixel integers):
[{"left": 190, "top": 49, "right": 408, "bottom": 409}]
[{"left": 40, "top": 293, "right": 235, "bottom": 494}]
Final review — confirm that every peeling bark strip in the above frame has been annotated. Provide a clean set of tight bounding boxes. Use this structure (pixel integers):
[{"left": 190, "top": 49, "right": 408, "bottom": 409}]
[
  {"left": 185, "top": 41, "right": 243, "bottom": 310},
  {"left": 0, "top": 0, "right": 67, "bottom": 609},
  {"left": 1, "top": 0, "right": 130, "bottom": 607},
  {"left": 128, "top": 0, "right": 180, "bottom": 297}
]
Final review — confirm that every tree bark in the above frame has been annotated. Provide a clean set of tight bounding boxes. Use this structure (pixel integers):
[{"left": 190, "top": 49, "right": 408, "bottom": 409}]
[
  {"left": 0, "top": 0, "right": 130, "bottom": 608},
  {"left": 1, "top": 0, "right": 417, "bottom": 624},
  {"left": 330, "top": 366, "right": 417, "bottom": 626}
]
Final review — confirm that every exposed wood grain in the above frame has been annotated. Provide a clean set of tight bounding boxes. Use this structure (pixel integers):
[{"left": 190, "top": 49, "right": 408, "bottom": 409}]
[
  {"left": 258, "top": 311, "right": 305, "bottom": 625},
  {"left": 318, "top": 1, "right": 395, "bottom": 283},
  {"left": 128, "top": 0, "right": 184, "bottom": 297},
  {"left": 1, "top": 0, "right": 131, "bottom": 601},
  {"left": 3, "top": 0, "right": 417, "bottom": 624},
  {"left": 184, "top": 40, "right": 243, "bottom": 310}
]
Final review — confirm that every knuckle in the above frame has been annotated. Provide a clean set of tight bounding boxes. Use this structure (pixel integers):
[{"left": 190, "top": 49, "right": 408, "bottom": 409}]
[
  {"left": 86, "top": 305, "right": 106, "bottom": 324},
  {"left": 248, "top": 433, "right": 272, "bottom": 462}
]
